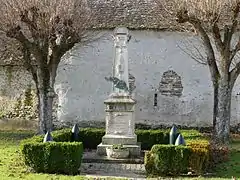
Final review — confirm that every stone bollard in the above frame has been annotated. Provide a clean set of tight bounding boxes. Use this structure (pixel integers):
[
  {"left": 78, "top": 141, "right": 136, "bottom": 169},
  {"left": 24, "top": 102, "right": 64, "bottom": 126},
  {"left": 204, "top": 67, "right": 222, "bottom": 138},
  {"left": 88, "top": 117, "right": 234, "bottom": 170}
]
[
  {"left": 169, "top": 125, "right": 178, "bottom": 145},
  {"left": 72, "top": 124, "right": 80, "bottom": 141},
  {"left": 43, "top": 131, "right": 53, "bottom": 142},
  {"left": 175, "top": 134, "right": 186, "bottom": 146}
]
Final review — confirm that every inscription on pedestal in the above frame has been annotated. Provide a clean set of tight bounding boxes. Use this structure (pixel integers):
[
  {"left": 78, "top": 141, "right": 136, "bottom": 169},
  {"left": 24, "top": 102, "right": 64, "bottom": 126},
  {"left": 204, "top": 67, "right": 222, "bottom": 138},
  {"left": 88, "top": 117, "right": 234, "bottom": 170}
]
[
  {"left": 113, "top": 113, "right": 128, "bottom": 135},
  {"left": 106, "top": 104, "right": 133, "bottom": 111},
  {"left": 106, "top": 112, "right": 132, "bottom": 135}
]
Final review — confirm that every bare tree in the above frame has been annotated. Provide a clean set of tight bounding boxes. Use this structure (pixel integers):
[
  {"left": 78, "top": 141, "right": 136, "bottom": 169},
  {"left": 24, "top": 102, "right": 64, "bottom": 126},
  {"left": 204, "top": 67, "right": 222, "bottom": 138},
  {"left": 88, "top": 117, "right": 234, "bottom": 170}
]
[
  {"left": 156, "top": 0, "right": 240, "bottom": 144},
  {"left": 0, "top": 0, "right": 99, "bottom": 134}
]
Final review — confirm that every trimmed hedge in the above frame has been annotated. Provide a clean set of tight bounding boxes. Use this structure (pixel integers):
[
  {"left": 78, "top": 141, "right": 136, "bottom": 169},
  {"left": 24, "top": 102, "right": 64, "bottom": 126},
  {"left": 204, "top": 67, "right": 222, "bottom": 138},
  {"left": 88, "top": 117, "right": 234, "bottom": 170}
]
[
  {"left": 187, "top": 140, "right": 210, "bottom": 174},
  {"left": 21, "top": 127, "right": 207, "bottom": 175},
  {"left": 145, "top": 139, "right": 210, "bottom": 176},
  {"left": 137, "top": 129, "right": 205, "bottom": 150},
  {"left": 21, "top": 141, "right": 83, "bottom": 175},
  {"left": 21, "top": 129, "right": 73, "bottom": 144},
  {"left": 145, "top": 145, "right": 190, "bottom": 176},
  {"left": 136, "top": 129, "right": 169, "bottom": 150},
  {"left": 79, "top": 128, "right": 105, "bottom": 149},
  {"left": 20, "top": 129, "right": 84, "bottom": 175},
  {"left": 47, "top": 128, "right": 205, "bottom": 150}
]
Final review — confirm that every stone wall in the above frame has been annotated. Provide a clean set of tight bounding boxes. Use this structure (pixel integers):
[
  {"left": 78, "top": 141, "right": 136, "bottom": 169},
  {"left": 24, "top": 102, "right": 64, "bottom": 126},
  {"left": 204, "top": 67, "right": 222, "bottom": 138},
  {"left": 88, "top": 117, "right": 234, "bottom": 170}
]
[
  {"left": 0, "top": 66, "right": 33, "bottom": 98},
  {"left": 0, "top": 30, "right": 240, "bottom": 129},
  {"left": 0, "top": 65, "right": 36, "bottom": 121}
]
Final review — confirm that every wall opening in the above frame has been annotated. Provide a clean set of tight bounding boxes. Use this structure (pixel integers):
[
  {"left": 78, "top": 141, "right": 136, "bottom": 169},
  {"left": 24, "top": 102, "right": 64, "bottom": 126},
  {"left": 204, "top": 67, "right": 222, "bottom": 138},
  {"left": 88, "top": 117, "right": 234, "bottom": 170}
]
[
  {"left": 159, "top": 70, "right": 183, "bottom": 97},
  {"left": 154, "top": 93, "right": 158, "bottom": 106}
]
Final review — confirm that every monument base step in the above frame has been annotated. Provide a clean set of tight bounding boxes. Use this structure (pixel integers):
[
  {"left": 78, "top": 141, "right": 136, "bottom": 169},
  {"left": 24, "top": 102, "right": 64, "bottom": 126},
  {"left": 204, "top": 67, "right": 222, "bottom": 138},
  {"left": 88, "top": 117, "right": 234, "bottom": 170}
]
[
  {"left": 102, "top": 134, "right": 137, "bottom": 145},
  {"left": 97, "top": 143, "right": 141, "bottom": 157},
  {"left": 82, "top": 150, "right": 144, "bottom": 164},
  {"left": 80, "top": 162, "right": 146, "bottom": 178}
]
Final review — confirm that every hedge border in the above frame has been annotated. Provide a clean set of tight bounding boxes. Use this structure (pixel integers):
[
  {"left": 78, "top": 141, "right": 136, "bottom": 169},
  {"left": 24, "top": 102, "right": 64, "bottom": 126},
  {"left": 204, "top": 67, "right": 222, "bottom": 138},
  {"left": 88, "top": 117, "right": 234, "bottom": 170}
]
[
  {"left": 20, "top": 131, "right": 83, "bottom": 175},
  {"left": 31, "top": 128, "right": 205, "bottom": 150},
  {"left": 145, "top": 139, "right": 210, "bottom": 176}
]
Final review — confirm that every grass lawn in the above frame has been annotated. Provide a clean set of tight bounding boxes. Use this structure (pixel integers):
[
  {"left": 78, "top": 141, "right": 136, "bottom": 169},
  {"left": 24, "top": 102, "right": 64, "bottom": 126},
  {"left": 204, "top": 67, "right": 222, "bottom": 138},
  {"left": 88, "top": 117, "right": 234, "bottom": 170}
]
[
  {"left": 213, "top": 139, "right": 240, "bottom": 179},
  {"left": 0, "top": 130, "right": 240, "bottom": 180}
]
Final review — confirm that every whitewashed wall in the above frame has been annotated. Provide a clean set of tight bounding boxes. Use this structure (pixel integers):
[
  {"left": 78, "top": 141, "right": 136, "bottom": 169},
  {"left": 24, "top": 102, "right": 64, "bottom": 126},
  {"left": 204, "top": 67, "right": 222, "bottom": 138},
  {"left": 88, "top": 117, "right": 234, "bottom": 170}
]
[{"left": 54, "top": 31, "right": 240, "bottom": 127}]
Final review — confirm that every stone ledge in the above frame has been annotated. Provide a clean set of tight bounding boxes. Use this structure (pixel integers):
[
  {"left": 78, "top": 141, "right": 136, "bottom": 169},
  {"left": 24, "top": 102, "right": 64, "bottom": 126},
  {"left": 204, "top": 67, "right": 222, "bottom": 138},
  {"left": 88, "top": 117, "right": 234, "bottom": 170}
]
[
  {"left": 97, "top": 143, "right": 141, "bottom": 157},
  {"left": 102, "top": 134, "right": 137, "bottom": 145},
  {"left": 104, "top": 98, "right": 136, "bottom": 104},
  {"left": 82, "top": 150, "right": 144, "bottom": 164}
]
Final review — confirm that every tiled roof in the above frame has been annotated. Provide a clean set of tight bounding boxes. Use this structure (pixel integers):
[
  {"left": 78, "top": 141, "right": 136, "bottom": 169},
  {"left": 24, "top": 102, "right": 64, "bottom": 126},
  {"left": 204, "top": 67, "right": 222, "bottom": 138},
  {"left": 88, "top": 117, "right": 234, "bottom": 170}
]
[{"left": 88, "top": 0, "right": 183, "bottom": 30}]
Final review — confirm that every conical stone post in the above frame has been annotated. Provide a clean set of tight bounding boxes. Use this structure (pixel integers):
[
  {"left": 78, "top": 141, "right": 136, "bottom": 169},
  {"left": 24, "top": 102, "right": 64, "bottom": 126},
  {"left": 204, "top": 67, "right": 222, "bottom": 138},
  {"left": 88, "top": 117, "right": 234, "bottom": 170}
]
[
  {"left": 169, "top": 125, "right": 178, "bottom": 145},
  {"left": 175, "top": 134, "right": 186, "bottom": 146},
  {"left": 43, "top": 131, "right": 53, "bottom": 142},
  {"left": 72, "top": 124, "right": 80, "bottom": 141}
]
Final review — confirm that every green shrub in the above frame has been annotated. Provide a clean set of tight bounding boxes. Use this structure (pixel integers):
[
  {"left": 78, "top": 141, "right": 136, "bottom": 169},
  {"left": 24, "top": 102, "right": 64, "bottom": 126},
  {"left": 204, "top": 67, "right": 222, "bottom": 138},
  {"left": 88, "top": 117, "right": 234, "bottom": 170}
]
[
  {"left": 181, "top": 130, "right": 206, "bottom": 140},
  {"left": 144, "top": 151, "right": 155, "bottom": 175},
  {"left": 188, "top": 147, "right": 209, "bottom": 174},
  {"left": 79, "top": 128, "right": 105, "bottom": 149},
  {"left": 76, "top": 128, "right": 170, "bottom": 150},
  {"left": 52, "top": 128, "right": 72, "bottom": 142},
  {"left": 77, "top": 128, "right": 170, "bottom": 150},
  {"left": 21, "top": 134, "right": 43, "bottom": 144},
  {"left": 145, "top": 139, "right": 211, "bottom": 176},
  {"left": 24, "top": 128, "right": 205, "bottom": 151},
  {"left": 20, "top": 129, "right": 83, "bottom": 175},
  {"left": 145, "top": 145, "right": 190, "bottom": 176},
  {"left": 21, "top": 141, "right": 83, "bottom": 175},
  {"left": 21, "top": 128, "right": 104, "bottom": 150},
  {"left": 187, "top": 140, "right": 210, "bottom": 174},
  {"left": 136, "top": 130, "right": 169, "bottom": 150},
  {"left": 136, "top": 129, "right": 206, "bottom": 150},
  {"left": 49, "top": 128, "right": 205, "bottom": 150},
  {"left": 48, "top": 128, "right": 170, "bottom": 150}
]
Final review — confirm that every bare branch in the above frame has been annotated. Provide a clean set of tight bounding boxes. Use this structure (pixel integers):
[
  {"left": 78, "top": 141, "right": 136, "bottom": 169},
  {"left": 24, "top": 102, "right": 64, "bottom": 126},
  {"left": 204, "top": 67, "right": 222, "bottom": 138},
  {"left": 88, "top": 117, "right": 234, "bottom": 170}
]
[
  {"left": 19, "top": 8, "right": 39, "bottom": 41},
  {"left": 176, "top": 10, "right": 220, "bottom": 77},
  {"left": 0, "top": 0, "right": 101, "bottom": 65},
  {"left": 225, "top": 2, "right": 240, "bottom": 65},
  {"left": 177, "top": 37, "right": 207, "bottom": 65},
  {"left": 212, "top": 22, "right": 224, "bottom": 53},
  {"left": 229, "top": 1, "right": 240, "bottom": 36}
]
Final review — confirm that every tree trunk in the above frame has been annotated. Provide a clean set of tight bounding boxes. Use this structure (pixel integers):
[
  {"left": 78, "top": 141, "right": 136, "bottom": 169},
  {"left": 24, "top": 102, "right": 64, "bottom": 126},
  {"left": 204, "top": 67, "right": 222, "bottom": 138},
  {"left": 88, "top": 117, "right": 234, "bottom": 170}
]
[
  {"left": 37, "top": 88, "right": 54, "bottom": 134},
  {"left": 36, "top": 67, "right": 55, "bottom": 134},
  {"left": 213, "top": 79, "right": 232, "bottom": 145},
  {"left": 32, "top": 53, "right": 59, "bottom": 134}
]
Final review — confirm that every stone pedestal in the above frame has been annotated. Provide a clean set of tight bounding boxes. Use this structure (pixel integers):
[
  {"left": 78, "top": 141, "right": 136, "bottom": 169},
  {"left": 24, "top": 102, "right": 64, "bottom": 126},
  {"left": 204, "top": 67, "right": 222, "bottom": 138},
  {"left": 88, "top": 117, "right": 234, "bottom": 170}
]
[{"left": 97, "top": 93, "right": 141, "bottom": 157}]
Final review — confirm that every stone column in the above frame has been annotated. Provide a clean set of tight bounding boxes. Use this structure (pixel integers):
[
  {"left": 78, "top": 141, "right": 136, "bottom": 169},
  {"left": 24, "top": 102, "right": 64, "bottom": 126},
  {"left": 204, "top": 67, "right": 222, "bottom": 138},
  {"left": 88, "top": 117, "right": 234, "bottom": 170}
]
[{"left": 112, "top": 27, "right": 130, "bottom": 94}]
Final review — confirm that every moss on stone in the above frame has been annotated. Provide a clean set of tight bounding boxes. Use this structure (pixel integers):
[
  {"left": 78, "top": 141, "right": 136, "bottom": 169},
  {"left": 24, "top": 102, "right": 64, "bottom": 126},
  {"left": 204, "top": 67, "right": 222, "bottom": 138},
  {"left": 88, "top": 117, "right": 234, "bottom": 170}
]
[{"left": 6, "top": 66, "right": 13, "bottom": 85}]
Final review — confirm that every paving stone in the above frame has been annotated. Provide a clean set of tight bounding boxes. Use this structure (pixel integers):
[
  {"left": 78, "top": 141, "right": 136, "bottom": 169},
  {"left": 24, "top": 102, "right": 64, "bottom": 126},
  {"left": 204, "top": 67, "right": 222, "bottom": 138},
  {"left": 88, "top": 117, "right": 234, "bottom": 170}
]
[{"left": 81, "top": 162, "right": 146, "bottom": 178}]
